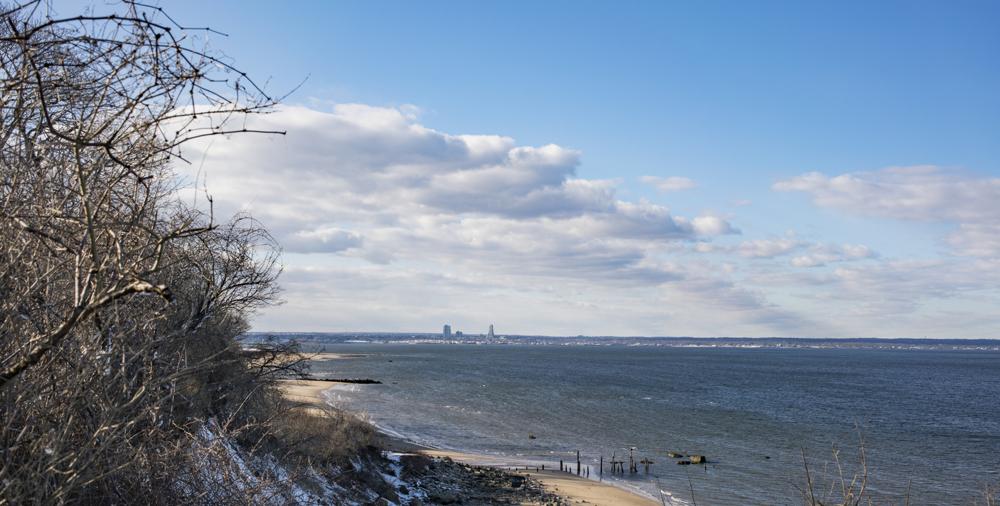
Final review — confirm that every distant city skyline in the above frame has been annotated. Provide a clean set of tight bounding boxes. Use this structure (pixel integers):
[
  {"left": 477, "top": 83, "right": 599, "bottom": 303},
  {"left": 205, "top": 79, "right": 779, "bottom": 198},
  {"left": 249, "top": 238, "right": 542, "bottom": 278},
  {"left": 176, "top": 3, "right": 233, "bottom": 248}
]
[{"left": 147, "top": 0, "right": 1000, "bottom": 338}]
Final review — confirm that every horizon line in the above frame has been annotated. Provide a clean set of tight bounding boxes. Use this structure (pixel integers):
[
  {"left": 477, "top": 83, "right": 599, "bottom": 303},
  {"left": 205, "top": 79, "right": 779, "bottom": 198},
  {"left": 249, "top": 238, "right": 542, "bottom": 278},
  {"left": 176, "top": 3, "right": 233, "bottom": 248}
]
[{"left": 245, "top": 331, "right": 999, "bottom": 342}]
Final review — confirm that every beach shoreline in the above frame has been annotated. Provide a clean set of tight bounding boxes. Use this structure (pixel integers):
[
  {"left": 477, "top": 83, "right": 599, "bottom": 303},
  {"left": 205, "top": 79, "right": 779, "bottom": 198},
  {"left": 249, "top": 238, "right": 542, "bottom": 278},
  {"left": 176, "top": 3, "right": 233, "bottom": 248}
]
[{"left": 279, "top": 379, "right": 660, "bottom": 506}]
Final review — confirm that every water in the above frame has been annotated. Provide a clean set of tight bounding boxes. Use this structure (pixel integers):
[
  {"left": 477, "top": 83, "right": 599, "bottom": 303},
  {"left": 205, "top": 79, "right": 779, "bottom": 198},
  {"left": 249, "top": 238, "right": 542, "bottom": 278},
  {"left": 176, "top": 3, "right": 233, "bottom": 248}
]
[{"left": 309, "top": 344, "right": 1000, "bottom": 505}]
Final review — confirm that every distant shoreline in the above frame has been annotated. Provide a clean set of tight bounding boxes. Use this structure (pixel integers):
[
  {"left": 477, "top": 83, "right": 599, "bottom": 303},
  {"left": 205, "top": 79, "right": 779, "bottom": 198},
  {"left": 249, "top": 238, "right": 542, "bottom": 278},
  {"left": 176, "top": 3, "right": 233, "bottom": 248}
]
[{"left": 252, "top": 332, "right": 1000, "bottom": 352}]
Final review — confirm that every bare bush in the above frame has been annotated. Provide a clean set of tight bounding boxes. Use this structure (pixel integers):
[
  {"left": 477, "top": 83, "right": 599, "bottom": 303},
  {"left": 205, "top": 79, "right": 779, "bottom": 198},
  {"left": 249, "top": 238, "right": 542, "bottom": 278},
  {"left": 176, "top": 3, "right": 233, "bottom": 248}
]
[
  {"left": 0, "top": 1, "right": 298, "bottom": 502},
  {"left": 272, "top": 406, "right": 376, "bottom": 465},
  {"left": 799, "top": 433, "right": 872, "bottom": 506}
]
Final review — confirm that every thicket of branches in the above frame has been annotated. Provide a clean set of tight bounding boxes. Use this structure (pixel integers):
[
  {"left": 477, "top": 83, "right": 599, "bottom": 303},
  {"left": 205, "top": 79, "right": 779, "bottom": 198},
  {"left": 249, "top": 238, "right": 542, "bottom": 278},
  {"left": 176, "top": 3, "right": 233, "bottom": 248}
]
[{"left": 0, "top": 1, "right": 317, "bottom": 502}]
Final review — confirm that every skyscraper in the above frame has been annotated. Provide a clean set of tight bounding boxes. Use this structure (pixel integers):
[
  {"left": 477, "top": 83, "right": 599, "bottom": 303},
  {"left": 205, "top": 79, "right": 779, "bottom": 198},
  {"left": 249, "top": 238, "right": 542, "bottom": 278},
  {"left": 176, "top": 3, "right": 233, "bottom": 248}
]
[
  {"left": 487, "top": 324, "right": 494, "bottom": 339},
  {"left": 443, "top": 324, "right": 452, "bottom": 338}
]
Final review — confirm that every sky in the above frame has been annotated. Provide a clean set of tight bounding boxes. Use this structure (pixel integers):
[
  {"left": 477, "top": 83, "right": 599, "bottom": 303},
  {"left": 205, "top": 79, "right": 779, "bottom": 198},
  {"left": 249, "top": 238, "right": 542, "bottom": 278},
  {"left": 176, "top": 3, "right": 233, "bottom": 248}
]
[{"left": 75, "top": 1, "right": 1000, "bottom": 338}]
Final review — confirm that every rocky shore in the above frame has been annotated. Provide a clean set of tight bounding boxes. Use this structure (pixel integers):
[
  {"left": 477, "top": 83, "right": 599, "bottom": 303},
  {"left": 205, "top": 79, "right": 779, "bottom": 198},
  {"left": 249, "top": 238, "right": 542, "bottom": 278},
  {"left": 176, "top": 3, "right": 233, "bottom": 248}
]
[{"left": 394, "top": 453, "right": 566, "bottom": 505}]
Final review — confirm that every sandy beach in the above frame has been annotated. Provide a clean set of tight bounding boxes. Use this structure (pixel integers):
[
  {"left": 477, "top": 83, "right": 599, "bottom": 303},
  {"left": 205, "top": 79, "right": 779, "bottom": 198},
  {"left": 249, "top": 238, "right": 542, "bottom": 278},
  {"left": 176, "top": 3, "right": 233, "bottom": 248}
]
[
  {"left": 304, "top": 352, "right": 367, "bottom": 361},
  {"left": 279, "top": 379, "right": 336, "bottom": 412},
  {"left": 279, "top": 379, "right": 659, "bottom": 506}
]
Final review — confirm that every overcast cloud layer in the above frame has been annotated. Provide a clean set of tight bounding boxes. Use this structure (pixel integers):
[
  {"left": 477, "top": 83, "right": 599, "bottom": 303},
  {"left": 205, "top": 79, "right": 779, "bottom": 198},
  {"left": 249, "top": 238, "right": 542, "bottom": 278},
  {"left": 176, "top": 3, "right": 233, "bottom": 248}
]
[{"left": 176, "top": 104, "right": 1000, "bottom": 338}]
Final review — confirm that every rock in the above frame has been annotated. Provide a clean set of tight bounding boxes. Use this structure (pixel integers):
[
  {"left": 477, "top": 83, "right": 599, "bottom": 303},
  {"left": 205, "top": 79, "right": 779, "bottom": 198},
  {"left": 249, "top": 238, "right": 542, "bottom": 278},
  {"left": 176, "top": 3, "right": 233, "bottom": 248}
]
[
  {"left": 509, "top": 475, "right": 526, "bottom": 488},
  {"left": 677, "top": 460, "right": 692, "bottom": 465},
  {"left": 667, "top": 452, "right": 684, "bottom": 458},
  {"left": 401, "top": 454, "right": 432, "bottom": 473},
  {"left": 428, "top": 491, "right": 460, "bottom": 504},
  {"left": 689, "top": 455, "right": 706, "bottom": 464}
]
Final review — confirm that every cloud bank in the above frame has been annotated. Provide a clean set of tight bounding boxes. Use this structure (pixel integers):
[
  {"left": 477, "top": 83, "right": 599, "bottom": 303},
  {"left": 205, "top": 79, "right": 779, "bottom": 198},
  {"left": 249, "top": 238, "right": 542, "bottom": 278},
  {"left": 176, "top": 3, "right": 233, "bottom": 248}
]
[
  {"left": 775, "top": 166, "right": 1000, "bottom": 258},
  {"left": 175, "top": 106, "right": 1000, "bottom": 338},
  {"left": 181, "top": 104, "right": 739, "bottom": 282}
]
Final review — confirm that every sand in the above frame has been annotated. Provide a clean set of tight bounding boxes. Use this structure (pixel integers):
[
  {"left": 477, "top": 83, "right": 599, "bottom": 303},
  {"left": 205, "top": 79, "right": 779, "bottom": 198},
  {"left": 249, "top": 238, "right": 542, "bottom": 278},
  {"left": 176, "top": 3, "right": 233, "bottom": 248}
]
[
  {"left": 279, "top": 378, "right": 659, "bottom": 506},
  {"left": 304, "top": 352, "right": 365, "bottom": 361},
  {"left": 278, "top": 379, "right": 334, "bottom": 412},
  {"left": 522, "top": 469, "right": 660, "bottom": 506}
]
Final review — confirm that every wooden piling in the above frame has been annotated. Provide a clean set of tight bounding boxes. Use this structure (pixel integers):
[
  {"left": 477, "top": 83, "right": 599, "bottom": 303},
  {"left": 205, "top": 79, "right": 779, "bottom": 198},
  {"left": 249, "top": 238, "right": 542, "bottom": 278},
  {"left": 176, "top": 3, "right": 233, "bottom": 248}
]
[
  {"left": 576, "top": 450, "right": 581, "bottom": 475},
  {"left": 641, "top": 457, "right": 655, "bottom": 474}
]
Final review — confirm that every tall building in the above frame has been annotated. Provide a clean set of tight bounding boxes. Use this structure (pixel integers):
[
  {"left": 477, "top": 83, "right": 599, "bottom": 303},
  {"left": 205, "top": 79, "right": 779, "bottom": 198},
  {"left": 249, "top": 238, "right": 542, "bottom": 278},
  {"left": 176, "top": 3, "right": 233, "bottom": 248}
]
[
  {"left": 487, "top": 324, "right": 495, "bottom": 339},
  {"left": 443, "top": 324, "right": 452, "bottom": 338}
]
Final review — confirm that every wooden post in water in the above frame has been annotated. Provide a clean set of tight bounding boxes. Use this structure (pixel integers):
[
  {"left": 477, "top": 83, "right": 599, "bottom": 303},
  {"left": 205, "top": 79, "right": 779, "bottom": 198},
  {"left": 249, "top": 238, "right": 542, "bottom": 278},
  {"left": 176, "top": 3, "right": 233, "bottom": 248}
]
[
  {"left": 576, "top": 450, "right": 581, "bottom": 475},
  {"left": 641, "top": 457, "right": 655, "bottom": 474},
  {"left": 559, "top": 459, "right": 563, "bottom": 472},
  {"left": 600, "top": 456, "right": 603, "bottom": 476}
]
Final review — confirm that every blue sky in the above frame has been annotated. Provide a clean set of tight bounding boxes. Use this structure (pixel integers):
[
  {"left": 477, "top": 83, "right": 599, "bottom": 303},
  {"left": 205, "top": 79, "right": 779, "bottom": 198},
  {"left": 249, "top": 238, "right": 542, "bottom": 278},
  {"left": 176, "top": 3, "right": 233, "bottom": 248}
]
[
  {"left": 84, "top": 1, "right": 1000, "bottom": 337},
  {"left": 162, "top": 0, "right": 1000, "bottom": 251}
]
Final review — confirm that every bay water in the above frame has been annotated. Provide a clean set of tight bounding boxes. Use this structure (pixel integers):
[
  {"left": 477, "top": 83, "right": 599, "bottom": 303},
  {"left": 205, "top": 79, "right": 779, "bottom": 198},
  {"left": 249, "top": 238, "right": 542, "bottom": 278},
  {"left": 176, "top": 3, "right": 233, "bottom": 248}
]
[{"left": 310, "top": 343, "right": 1000, "bottom": 505}]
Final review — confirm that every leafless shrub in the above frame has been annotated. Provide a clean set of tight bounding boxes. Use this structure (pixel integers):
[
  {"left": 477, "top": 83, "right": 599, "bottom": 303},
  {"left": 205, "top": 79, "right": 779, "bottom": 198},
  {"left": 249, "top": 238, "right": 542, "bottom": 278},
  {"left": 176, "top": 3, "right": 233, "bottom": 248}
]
[
  {"left": 271, "top": 405, "right": 376, "bottom": 465},
  {"left": 800, "top": 433, "right": 1000, "bottom": 506},
  {"left": 799, "top": 433, "right": 871, "bottom": 506},
  {"left": 0, "top": 1, "right": 297, "bottom": 502},
  {"left": 979, "top": 483, "right": 999, "bottom": 506}
]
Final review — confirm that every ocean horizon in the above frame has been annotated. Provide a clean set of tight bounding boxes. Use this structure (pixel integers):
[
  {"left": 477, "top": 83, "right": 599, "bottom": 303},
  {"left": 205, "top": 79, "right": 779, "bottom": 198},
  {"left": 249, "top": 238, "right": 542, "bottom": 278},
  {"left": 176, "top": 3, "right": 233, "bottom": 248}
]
[{"left": 251, "top": 332, "right": 1000, "bottom": 349}]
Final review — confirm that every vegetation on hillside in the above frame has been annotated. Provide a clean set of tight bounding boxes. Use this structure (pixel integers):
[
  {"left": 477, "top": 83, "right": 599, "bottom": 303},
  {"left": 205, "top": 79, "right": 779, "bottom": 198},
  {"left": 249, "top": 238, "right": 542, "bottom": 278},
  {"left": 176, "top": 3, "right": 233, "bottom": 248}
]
[{"left": 0, "top": 1, "right": 372, "bottom": 502}]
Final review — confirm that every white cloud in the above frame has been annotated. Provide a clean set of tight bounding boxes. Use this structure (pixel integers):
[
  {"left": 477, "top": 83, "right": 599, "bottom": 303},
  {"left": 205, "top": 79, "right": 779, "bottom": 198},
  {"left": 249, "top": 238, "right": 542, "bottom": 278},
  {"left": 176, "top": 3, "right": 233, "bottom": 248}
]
[
  {"left": 738, "top": 238, "right": 801, "bottom": 258},
  {"left": 693, "top": 242, "right": 715, "bottom": 253},
  {"left": 790, "top": 243, "right": 876, "bottom": 268},
  {"left": 182, "top": 104, "right": 737, "bottom": 251},
  {"left": 734, "top": 237, "right": 875, "bottom": 267},
  {"left": 282, "top": 227, "right": 363, "bottom": 254},
  {"left": 172, "top": 107, "right": 1000, "bottom": 338},
  {"left": 173, "top": 104, "right": 803, "bottom": 335},
  {"left": 775, "top": 166, "right": 1000, "bottom": 258},
  {"left": 691, "top": 215, "right": 737, "bottom": 236},
  {"left": 641, "top": 175, "right": 697, "bottom": 193}
]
